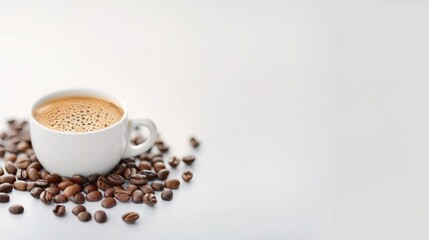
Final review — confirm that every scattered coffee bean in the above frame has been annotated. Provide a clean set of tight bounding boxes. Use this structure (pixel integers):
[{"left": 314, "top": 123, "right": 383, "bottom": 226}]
[
  {"left": 27, "top": 162, "right": 42, "bottom": 171},
  {"left": 4, "top": 152, "right": 17, "bottom": 162},
  {"left": 190, "top": 137, "right": 200, "bottom": 148},
  {"left": 26, "top": 182, "right": 36, "bottom": 191},
  {"left": 70, "top": 193, "right": 85, "bottom": 204},
  {"left": 97, "top": 176, "right": 111, "bottom": 191},
  {"left": 78, "top": 211, "right": 92, "bottom": 222},
  {"left": 54, "top": 194, "right": 68, "bottom": 203},
  {"left": 153, "top": 162, "right": 166, "bottom": 173},
  {"left": 9, "top": 204, "right": 24, "bottom": 214},
  {"left": 151, "top": 182, "right": 165, "bottom": 191},
  {"left": 86, "top": 190, "right": 102, "bottom": 202},
  {"left": 131, "top": 190, "right": 144, "bottom": 203},
  {"left": 58, "top": 180, "right": 73, "bottom": 191},
  {"left": 15, "top": 157, "right": 31, "bottom": 169},
  {"left": 35, "top": 179, "right": 49, "bottom": 187},
  {"left": 83, "top": 184, "right": 97, "bottom": 194},
  {"left": 16, "top": 141, "right": 30, "bottom": 152},
  {"left": 45, "top": 186, "right": 60, "bottom": 196},
  {"left": 157, "top": 144, "right": 169, "bottom": 153},
  {"left": 104, "top": 188, "right": 115, "bottom": 198},
  {"left": 27, "top": 168, "right": 39, "bottom": 181},
  {"left": 53, "top": 205, "right": 66, "bottom": 217},
  {"left": 40, "top": 191, "right": 54, "bottom": 204},
  {"left": 13, "top": 180, "right": 28, "bottom": 191},
  {"left": 71, "top": 174, "right": 87, "bottom": 185},
  {"left": 63, "top": 184, "right": 81, "bottom": 198},
  {"left": 46, "top": 174, "right": 62, "bottom": 183},
  {"left": 132, "top": 135, "right": 145, "bottom": 145},
  {"left": 138, "top": 161, "right": 151, "bottom": 171},
  {"left": 161, "top": 189, "right": 173, "bottom": 201},
  {"left": 107, "top": 173, "right": 125, "bottom": 186},
  {"left": 87, "top": 174, "right": 100, "bottom": 184},
  {"left": 101, "top": 197, "right": 117, "bottom": 208},
  {"left": 0, "top": 174, "right": 16, "bottom": 184},
  {"left": 94, "top": 210, "right": 107, "bottom": 223},
  {"left": 0, "top": 192, "right": 10, "bottom": 203},
  {"left": 143, "top": 193, "right": 157, "bottom": 206},
  {"left": 114, "top": 189, "right": 130, "bottom": 202},
  {"left": 124, "top": 167, "right": 137, "bottom": 179},
  {"left": 16, "top": 169, "right": 28, "bottom": 180},
  {"left": 72, "top": 205, "right": 86, "bottom": 215},
  {"left": 152, "top": 156, "right": 163, "bottom": 164},
  {"left": 157, "top": 169, "right": 170, "bottom": 180},
  {"left": 122, "top": 212, "right": 139, "bottom": 224},
  {"left": 140, "top": 185, "right": 154, "bottom": 194},
  {"left": 182, "top": 171, "right": 193, "bottom": 182},
  {"left": 5, "top": 162, "right": 17, "bottom": 175},
  {"left": 164, "top": 178, "right": 181, "bottom": 189},
  {"left": 39, "top": 169, "right": 49, "bottom": 179},
  {"left": 129, "top": 173, "right": 147, "bottom": 186},
  {"left": 140, "top": 170, "right": 157, "bottom": 181},
  {"left": 0, "top": 182, "right": 13, "bottom": 193},
  {"left": 125, "top": 184, "right": 139, "bottom": 195},
  {"left": 182, "top": 155, "right": 195, "bottom": 165},
  {"left": 30, "top": 187, "right": 43, "bottom": 199}
]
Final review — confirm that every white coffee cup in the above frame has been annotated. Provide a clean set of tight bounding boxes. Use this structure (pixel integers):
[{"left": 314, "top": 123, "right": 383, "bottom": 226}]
[{"left": 30, "top": 89, "right": 157, "bottom": 176}]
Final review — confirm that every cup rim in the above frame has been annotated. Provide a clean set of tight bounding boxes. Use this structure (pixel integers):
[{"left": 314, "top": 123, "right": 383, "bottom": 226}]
[{"left": 30, "top": 88, "right": 128, "bottom": 135}]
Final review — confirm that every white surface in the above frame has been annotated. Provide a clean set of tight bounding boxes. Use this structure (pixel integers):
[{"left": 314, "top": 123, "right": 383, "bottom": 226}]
[{"left": 0, "top": 0, "right": 428, "bottom": 239}]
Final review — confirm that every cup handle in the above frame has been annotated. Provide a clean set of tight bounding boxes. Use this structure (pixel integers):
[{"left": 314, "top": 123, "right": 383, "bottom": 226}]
[{"left": 122, "top": 118, "right": 157, "bottom": 158}]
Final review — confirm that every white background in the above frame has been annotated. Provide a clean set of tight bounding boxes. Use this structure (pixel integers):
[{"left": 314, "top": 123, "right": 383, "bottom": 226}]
[{"left": 0, "top": 0, "right": 428, "bottom": 239}]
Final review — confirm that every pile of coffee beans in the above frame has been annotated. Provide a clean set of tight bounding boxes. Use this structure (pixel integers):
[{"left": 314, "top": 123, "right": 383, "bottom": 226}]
[{"left": 0, "top": 119, "right": 199, "bottom": 224}]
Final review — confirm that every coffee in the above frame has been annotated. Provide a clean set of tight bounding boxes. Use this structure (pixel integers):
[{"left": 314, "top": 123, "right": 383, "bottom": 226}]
[{"left": 33, "top": 96, "right": 123, "bottom": 132}]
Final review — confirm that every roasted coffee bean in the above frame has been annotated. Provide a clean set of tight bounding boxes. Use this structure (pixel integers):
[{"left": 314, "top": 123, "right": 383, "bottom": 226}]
[
  {"left": 104, "top": 188, "right": 115, "bottom": 198},
  {"left": 4, "top": 152, "right": 17, "bottom": 162},
  {"left": 107, "top": 173, "right": 125, "bottom": 186},
  {"left": 0, "top": 174, "right": 16, "bottom": 184},
  {"left": 27, "top": 162, "right": 42, "bottom": 171},
  {"left": 72, "top": 205, "right": 86, "bottom": 216},
  {"left": 39, "top": 169, "right": 49, "bottom": 179},
  {"left": 190, "top": 137, "right": 200, "bottom": 148},
  {"left": 124, "top": 168, "right": 137, "bottom": 180},
  {"left": 35, "top": 179, "right": 49, "bottom": 187},
  {"left": 129, "top": 174, "right": 147, "bottom": 186},
  {"left": 113, "top": 163, "right": 127, "bottom": 175},
  {"left": 131, "top": 190, "right": 144, "bottom": 203},
  {"left": 140, "top": 170, "right": 157, "bottom": 181},
  {"left": 26, "top": 182, "right": 36, "bottom": 191},
  {"left": 45, "top": 186, "right": 60, "bottom": 196},
  {"left": 53, "top": 204, "right": 66, "bottom": 217},
  {"left": 182, "top": 171, "right": 193, "bottom": 182},
  {"left": 16, "top": 157, "right": 31, "bottom": 169},
  {"left": 151, "top": 156, "right": 163, "bottom": 164},
  {"left": 151, "top": 182, "right": 165, "bottom": 191},
  {"left": 16, "top": 169, "right": 28, "bottom": 180},
  {"left": 70, "top": 193, "right": 85, "bottom": 204},
  {"left": 132, "top": 135, "right": 145, "bottom": 145},
  {"left": 16, "top": 141, "right": 30, "bottom": 152},
  {"left": 157, "top": 144, "right": 169, "bottom": 153},
  {"left": 0, "top": 168, "right": 3, "bottom": 176},
  {"left": 122, "top": 212, "right": 139, "bottom": 224},
  {"left": 164, "top": 178, "right": 180, "bottom": 189},
  {"left": 40, "top": 191, "right": 54, "bottom": 204},
  {"left": 71, "top": 174, "right": 87, "bottom": 185},
  {"left": 58, "top": 181, "right": 73, "bottom": 191},
  {"left": 87, "top": 174, "right": 100, "bottom": 184},
  {"left": 153, "top": 162, "right": 166, "bottom": 173},
  {"left": 30, "top": 154, "right": 38, "bottom": 162},
  {"left": 140, "top": 185, "right": 154, "bottom": 194},
  {"left": 157, "top": 169, "right": 170, "bottom": 180},
  {"left": 13, "top": 180, "right": 27, "bottom": 191},
  {"left": 97, "top": 176, "right": 111, "bottom": 191},
  {"left": 78, "top": 211, "right": 92, "bottom": 222},
  {"left": 101, "top": 197, "right": 117, "bottom": 208},
  {"left": 113, "top": 185, "right": 124, "bottom": 191},
  {"left": 94, "top": 210, "right": 107, "bottom": 223},
  {"left": 25, "top": 148, "right": 34, "bottom": 156},
  {"left": 143, "top": 193, "right": 157, "bottom": 206},
  {"left": 114, "top": 189, "right": 130, "bottom": 202},
  {"left": 182, "top": 155, "right": 195, "bottom": 165},
  {"left": 86, "top": 190, "right": 102, "bottom": 202},
  {"left": 0, "top": 183, "right": 13, "bottom": 193},
  {"left": 5, "top": 162, "right": 17, "bottom": 174},
  {"left": 83, "top": 184, "right": 97, "bottom": 194},
  {"left": 161, "top": 189, "right": 173, "bottom": 201},
  {"left": 168, "top": 156, "right": 180, "bottom": 168},
  {"left": 63, "top": 184, "right": 81, "bottom": 198},
  {"left": 139, "top": 153, "right": 151, "bottom": 161},
  {"left": 9, "top": 204, "right": 24, "bottom": 214},
  {"left": 30, "top": 187, "right": 43, "bottom": 199},
  {"left": 27, "top": 168, "right": 39, "bottom": 181},
  {"left": 54, "top": 194, "right": 68, "bottom": 203},
  {"left": 46, "top": 174, "right": 62, "bottom": 183},
  {"left": 0, "top": 192, "right": 10, "bottom": 203},
  {"left": 125, "top": 184, "right": 139, "bottom": 195},
  {"left": 138, "top": 161, "right": 151, "bottom": 171}
]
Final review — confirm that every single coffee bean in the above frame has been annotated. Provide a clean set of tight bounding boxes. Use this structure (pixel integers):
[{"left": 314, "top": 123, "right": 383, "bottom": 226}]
[
  {"left": 143, "top": 193, "right": 157, "bottom": 206},
  {"left": 35, "top": 179, "right": 49, "bottom": 187},
  {"left": 27, "top": 168, "right": 39, "bottom": 181},
  {"left": 40, "top": 191, "right": 54, "bottom": 204},
  {"left": 58, "top": 181, "right": 73, "bottom": 191},
  {"left": 45, "top": 186, "right": 60, "bottom": 196},
  {"left": 63, "top": 184, "right": 81, "bottom": 198},
  {"left": 83, "top": 184, "right": 98, "bottom": 194},
  {"left": 138, "top": 161, "right": 151, "bottom": 171},
  {"left": 157, "top": 169, "right": 170, "bottom": 180},
  {"left": 104, "top": 188, "right": 115, "bottom": 198},
  {"left": 125, "top": 184, "right": 139, "bottom": 195},
  {"left": 164, "top": 178, "right": 181, "bottom": 189},
  {"left": 139, "top": 153, "right": 151, "bottom": 161},
  {"left": 101, "top": 197, "right": 117, "bottom": 208},
  {"left": 113, "top": 163, "right": 127, "bottom": 175},
  {"left": 9, "top": 204, "right": 24, "bottom": 214},
  {"left": 122, "top": 212, "right": 139, "bottom": 224},
  {"left": 96, "top": 176, "right": 111, "bottom": 191},
  {"left": 151, "top": 182, "right": 164, "bottom": 191},
  {"left": 153, "top": 162, "right": 166, "bottom": 173},
  {"left": 94, "top": 210, "right": 107, "bottom": 223},
  {"left": 140, "top": 185, "right": 154, "bottom": 194},
  {"left": 140, "top": 170, "right": 157, "bottom": 181},
  {"left": 5, "top": 162, "right": 17, "bottom": 175},
  {"left": 13, "top": 180, "right": 28, "bottom": 191},
  {"left": 4, "top": 152, "right": 17, "bottom": 162},
  {"left": 30, "top": 187, "right": 43, "bottom": 199},
  {"left": 27, "top": 162, "right": 42, "bottom": 171},
  {"left": 46, "top": 174, "right": 62, "bottom": 183},
  {"left": 54, "top": 194, "right": 68, "bottom": 203},
  {"left": 152, "top": 156, "right": 163, "bottom": 164},
  {"left": 129, "top": 174, "right": 147, "bottom": 186},
  {"left": 124, "top": 167, "right": 137, "bottom": 180},
  {"left": 72, "top": 205, "right": 86, "bottom": 215},
  {"left": 107, "top": 173, "right": 125, "bottom": 186},
  {"left": 182, "top": 171, "right": 193, "bottom": 182},
  {"left": 39, "top": 169, "right": 49, "bottom": 179},
  {"left": 86, "top": 190, "right": 102, "bottom": 202},
  {"left": 114, "top": 189, "right": 130, "bottom": 202},
  {"left": 155, "top": 137, "right": 164, "bottom": 145},
  {"left": 131, "top": 190, "right": 144, "bottom": 203},
  {"left": 16, "top": 169, "right": 28, "bottom": 180},
  {"left": 0, "top": 192, "right": 10, "bottom": 203},
  {"left": 16, "top": 141, "right": 30, "bottom": 152},
  {"left": 53, "top": 204, "right": 66, "bottom": 217},
  {"left": 0, "top": 183, "right": 13, "bottom": 193},
  {"left": 161, "top": 189, "right": 173, "bottom": 201},
  {"left": 25, "top": 148, "right": 34, "bottom": 156},
  {"left": 0, "top": 174, "right": 16, "bottom": 184},
  {"left": 78, "top": 211, "right": 92, "bottom": 222},
  {"left": 87, "top": 174, "right": 100, "bottom": 184},
  {"left": 15, "top": 158, "right": 31, "bottom": 169},
  {"left": 26, "top": 182, "right": 36, "bottom": 191},
  {"left": 182, "top": 155, "right": 196, "bottom": 165},
  {"left": 190, "top": 137, "right": 200, "bottom": 148},
  {"left": 71, "top": 174, "right": 87, "bottom": 185},
  {"left": 70, "top": 193, "right": 85, "bottom": 204}
]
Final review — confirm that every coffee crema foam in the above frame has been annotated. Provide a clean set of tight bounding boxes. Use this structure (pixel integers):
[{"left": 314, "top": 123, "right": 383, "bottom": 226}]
[{"left": 33, "top": 97, "right": 124, "bottom": 132}]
